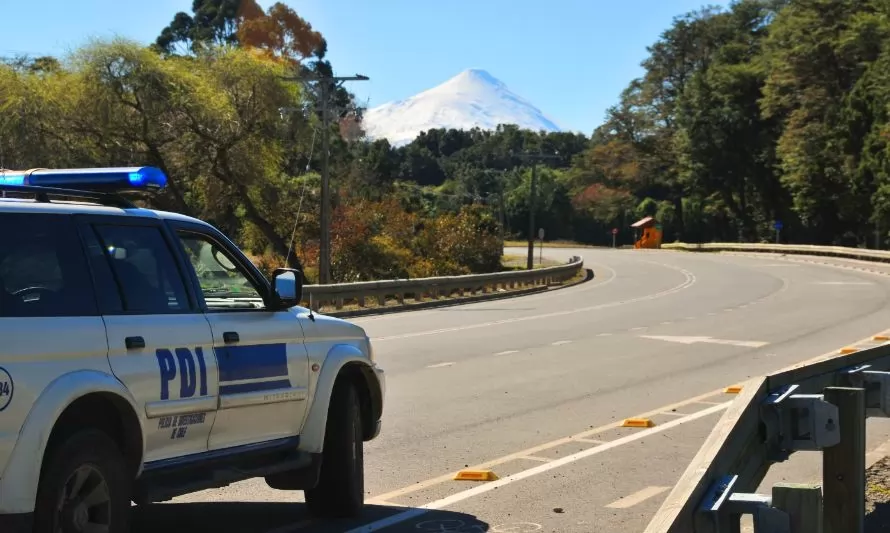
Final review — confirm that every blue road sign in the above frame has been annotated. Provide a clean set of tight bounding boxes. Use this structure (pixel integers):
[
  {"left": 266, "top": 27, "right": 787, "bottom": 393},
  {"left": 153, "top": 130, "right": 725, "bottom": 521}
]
[{"left": 774, "top": 220, "right": 783, "bottom": 230}]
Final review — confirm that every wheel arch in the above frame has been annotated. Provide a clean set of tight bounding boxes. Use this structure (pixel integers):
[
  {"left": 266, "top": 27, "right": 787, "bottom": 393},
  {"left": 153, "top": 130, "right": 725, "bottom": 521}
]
[
  {"left": 0, "top": 370, "right": 144, "bottom": 514},
  {"left": 299, "top": 345, "right": 382, "bottom": 453},
  {"left": 42, "top": 392, "right": 144, "bottom": 479}
]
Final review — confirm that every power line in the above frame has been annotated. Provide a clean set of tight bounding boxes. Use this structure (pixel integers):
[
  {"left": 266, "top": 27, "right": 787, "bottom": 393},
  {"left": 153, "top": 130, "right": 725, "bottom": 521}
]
[{"left": 281, "top": 71, "right": 369, "bottom": 285}]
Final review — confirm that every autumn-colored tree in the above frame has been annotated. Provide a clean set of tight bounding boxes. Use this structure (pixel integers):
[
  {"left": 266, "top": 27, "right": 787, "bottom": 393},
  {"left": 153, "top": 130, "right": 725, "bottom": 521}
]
[{"left": 237, "top": 2, "right": 327, "bottom": 64}]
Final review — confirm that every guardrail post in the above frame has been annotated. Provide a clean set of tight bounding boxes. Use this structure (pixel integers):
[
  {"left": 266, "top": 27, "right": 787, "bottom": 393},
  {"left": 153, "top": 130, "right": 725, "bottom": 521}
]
[
  {"left": 772, "top": 484, "right": 822, "bottom": 533},
  {"left": 823, "top": 387, "right": 866, "bottom": 533}
]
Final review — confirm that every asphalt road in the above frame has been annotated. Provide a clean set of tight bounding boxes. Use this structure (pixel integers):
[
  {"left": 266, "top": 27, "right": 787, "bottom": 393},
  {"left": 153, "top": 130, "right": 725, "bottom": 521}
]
[{"left": 133, "top": 248, "right": 890, "bottom": 533}]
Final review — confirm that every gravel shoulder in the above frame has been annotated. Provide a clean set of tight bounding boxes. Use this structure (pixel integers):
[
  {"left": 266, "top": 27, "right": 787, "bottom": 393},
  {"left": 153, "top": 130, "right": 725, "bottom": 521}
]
[{"left": 867, "top": 456, "right": 890, "bottom": 531}]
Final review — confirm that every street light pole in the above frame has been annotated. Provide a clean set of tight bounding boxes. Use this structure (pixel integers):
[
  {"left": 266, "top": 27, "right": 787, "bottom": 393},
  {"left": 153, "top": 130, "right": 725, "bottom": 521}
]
[{"left": 282, "top": 72, "right": 368, "bottom": 285}]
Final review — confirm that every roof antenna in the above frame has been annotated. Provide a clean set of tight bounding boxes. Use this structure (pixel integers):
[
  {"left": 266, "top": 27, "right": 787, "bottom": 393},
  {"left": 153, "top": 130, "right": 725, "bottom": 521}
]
[{"left": 308, "top": 291, "right": 315, "bottom": 321}]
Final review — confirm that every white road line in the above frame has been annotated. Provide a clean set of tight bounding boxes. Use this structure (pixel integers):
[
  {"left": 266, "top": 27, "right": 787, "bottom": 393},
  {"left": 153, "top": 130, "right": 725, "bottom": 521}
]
[
  {"left": 574, "top": 437, "right": 606, "bottom": 444},
  {"left": 519, "top": 455, "right": 552, "bottom": 463},
  {"left": 640, "top": 335, "right": 769, "bottom": 348},
  {"left": 630, "top": 327, "right": 647, "bottom": 331},
  {"left": 494, "top": 350, "right": 519, "bottom": 356},
  {"left": 372, "top": 266, "right": 696, "bottom": 342},
  {"left": 605, "top": 486, "right": 671, "bottom": 509},
  {"left": 552, "top": 340, "right": 572, "bottom": 346},
  {"left": 426, "top": 362, "right": 455, "bottom": 368},
  {"left": 813, "top": 281, "right": 873, "bottom": 285},
  {"left": 658, "top": 411, "right": 687, "bottom": 417},
  {"left": 661, "top": 321, "right": 672, "bottom": 325},
  {"left": 597, "top": 333, "right": 612, "bottom": 337},
  {"left": 345, "top": 403, "right": 729, "bottom": 533}
]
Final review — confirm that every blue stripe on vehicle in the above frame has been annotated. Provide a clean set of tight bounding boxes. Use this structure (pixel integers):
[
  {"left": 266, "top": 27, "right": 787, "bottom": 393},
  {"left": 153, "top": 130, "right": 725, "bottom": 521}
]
[
  {"left": 219, "top": 379, "right": 292, "bottom": 396},
  {"left": 216, "top": 343, "right": 288, "bottom": 382}
]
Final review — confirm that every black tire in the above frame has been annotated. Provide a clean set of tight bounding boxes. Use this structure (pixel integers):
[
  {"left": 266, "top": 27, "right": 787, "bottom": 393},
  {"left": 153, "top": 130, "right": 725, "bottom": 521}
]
[
  {"left": 34, "top": 429, "right": 131, "bottom": 533},
  {"left": 305, "top": 380, "right": 364, "bottom": 518}
]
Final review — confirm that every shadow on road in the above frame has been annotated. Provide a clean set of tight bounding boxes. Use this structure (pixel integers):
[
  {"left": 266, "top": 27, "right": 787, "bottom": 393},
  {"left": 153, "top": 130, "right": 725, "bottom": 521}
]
[
  {"left": 132, "top": 502, "right": 492, "bottom": 533},
  {"left": 865, "top": 501, "right": 890, "bottom": 532}
]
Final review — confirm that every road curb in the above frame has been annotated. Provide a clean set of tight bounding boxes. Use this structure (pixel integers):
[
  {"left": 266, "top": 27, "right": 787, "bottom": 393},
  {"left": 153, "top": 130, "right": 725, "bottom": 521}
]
[{"left": 328, "top": 268, "right": 595, "bottom": 319}]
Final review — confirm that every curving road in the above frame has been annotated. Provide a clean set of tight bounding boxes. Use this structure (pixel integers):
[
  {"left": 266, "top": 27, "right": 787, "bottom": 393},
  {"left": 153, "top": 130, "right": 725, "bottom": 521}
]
[{"left": 133, "top": 248, "right": 890, "bottom": 533}]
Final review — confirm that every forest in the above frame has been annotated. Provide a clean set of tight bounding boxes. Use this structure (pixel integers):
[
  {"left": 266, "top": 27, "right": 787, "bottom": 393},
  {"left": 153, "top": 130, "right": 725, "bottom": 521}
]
[{"left": 3, "top": 0, "right": 890, "bottom": 282}]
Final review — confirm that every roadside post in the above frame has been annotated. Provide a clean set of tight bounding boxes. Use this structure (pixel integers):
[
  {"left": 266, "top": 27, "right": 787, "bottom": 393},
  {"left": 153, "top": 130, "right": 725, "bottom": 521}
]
[
  {"left": 612, "top": 227, "right": 618, "bottom": 248},
  {"left": 538, "top": 228, "right": 545, "bottom": 266},
  {"left": 822, "top": 387, "right": 866, "bottom": 533},
  {"left": 775, "top": 220, "right": 783, "bottom": 244}
]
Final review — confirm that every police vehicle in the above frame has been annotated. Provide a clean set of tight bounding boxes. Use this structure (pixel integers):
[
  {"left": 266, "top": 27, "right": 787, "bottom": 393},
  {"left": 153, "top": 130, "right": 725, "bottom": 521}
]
[{"left": 0, "top": 167, "right": 385, "bottom": 533}]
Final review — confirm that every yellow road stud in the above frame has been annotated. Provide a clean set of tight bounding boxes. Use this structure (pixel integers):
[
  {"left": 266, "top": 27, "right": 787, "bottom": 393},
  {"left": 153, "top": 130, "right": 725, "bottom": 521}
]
[
  {"left": 840, "top": 347, "right": 858, "bottom": 354},
  {"left": 621, "top": 417, "right": 654, "bottom": 428},
  {"left": 453, "top": 470, "right": 499, "bottom": 482},
  {"left": 724, "top": 385, "right": 743, "bottom": 394},
  {"left": 875, "top": 336, "right": 890, "bottom": 341}
]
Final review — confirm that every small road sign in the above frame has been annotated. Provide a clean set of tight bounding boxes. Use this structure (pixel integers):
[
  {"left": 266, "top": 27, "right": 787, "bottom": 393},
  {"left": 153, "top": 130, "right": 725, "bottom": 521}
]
[
  {"left": 774, "top": 220, "right": 783, "bottom": 230},
  {"left": 538, "top": 228, "right": 545, "bottom": 240},
  {"left": 612, "top": 228, "right": 618, "bottom": 235}
]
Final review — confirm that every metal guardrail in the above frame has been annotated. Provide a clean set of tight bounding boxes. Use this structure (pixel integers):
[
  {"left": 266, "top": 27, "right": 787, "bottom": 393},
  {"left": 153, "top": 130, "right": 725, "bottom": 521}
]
[
  {"left": 645, "top": 335, "right": 890, "bottom": 533},
  {"left": 663, "top": 242, "right": 890, "bottom": 263},
  {"left": 301, "top": 255, "right": 584, "bottom": 311}
]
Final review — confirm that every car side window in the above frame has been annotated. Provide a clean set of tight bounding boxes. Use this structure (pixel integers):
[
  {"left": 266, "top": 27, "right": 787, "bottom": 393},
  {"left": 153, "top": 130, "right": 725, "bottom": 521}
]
[
  {"left": 93, "top": 224, "right": 190, "bottom": 314},
  {"left": 176, "top": 232, "right": 267, "bottom": 311},
  {"left": 0, "top": 213, "right": 97, "bottom": 318}
]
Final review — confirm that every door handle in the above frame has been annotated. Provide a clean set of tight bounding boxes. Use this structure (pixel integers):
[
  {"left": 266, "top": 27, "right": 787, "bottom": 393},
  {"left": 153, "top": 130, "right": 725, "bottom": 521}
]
[
  {"left": 125, "top": 336, "right": 145, "bottom": 350},
  {"left": 223, "top": 331, "right": 240, "bottom": 344}
]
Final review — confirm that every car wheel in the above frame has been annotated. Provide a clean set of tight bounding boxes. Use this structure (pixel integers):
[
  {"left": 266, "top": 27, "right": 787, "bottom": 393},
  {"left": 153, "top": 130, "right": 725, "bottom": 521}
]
[
  {"left": 305, "top": 380, "right": 364, "bottom": 518},
  {"left": 34, "top": 429, "right": 131, "bottom": 533}
]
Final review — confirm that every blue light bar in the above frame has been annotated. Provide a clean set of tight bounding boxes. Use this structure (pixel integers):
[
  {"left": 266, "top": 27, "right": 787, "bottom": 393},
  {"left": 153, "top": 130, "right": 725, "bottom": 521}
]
[{"left": 0, "top": 167, "right": 167, "bottom": 191}]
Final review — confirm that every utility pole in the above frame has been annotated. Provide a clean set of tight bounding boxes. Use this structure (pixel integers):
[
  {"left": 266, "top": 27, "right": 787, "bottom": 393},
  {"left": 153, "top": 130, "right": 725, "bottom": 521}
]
[
  {"left": 498, "top": 186, "right": 506, "bottom": 247},
  {"left": 282, "top": 71, "right": 368, "bottom": 285},
  {"left": 515, "top": 151, "right": 561, "bottom": 270},
  {"left": 527, "top": 163, "right": 537, "bottom": 270}
]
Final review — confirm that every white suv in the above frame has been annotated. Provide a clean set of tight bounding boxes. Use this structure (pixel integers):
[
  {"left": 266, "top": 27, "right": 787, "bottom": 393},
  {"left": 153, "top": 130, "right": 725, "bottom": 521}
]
[{"left": 0, "top": 167, "right": 385, "bottom": 533}]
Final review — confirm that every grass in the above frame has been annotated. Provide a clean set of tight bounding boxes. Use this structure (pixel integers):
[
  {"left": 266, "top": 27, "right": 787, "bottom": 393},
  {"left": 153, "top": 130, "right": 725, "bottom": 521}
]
[
  {"left": 504, "top": 239, "right": 609, "bottom": 249},
  {"left": 501, "top": 253, "right": 561, "bottom": 270}
]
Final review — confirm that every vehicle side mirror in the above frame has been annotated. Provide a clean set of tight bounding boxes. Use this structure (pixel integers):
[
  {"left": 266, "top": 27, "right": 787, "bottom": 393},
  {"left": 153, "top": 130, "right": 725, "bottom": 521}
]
[{"left": 271, "top": 268, "right": 302, "bottom": 309}]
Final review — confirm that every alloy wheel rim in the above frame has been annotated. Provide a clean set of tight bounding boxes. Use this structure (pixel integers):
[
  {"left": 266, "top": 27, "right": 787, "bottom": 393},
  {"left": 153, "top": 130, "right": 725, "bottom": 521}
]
[{"left": 55, "top": 464, "right": 111, "bottom": 533}]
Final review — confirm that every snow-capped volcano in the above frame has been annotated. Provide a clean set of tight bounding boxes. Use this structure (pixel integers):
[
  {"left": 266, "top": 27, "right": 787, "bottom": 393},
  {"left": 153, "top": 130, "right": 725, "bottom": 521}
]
[{"left": 363, "top": 69, "right": 561, "bottom": 146}]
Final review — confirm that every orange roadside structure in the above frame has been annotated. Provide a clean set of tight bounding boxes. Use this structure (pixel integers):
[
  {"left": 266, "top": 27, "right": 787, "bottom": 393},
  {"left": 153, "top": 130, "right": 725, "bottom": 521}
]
[{"left": 631, "top": 216, "right": 662, "bottom": 249}]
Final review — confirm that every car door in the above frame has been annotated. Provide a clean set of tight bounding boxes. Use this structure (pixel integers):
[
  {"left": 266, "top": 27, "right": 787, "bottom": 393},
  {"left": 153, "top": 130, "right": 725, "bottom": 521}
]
[
  {"left": 77, "top": 217, "right": 219, "bottom": 463},
  {"left": 169, "top": 221, "right": 311, "bottom": 451}
]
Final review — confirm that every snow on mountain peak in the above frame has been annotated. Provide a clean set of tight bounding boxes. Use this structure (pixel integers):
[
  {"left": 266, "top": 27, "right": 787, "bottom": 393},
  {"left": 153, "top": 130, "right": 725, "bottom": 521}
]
[{"left": 362, "top": 69, "right": 561, "bottom": 147}]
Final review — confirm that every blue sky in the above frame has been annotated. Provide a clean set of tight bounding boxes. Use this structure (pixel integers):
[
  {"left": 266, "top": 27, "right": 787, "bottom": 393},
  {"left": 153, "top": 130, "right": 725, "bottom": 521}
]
[{"left": 0, "top": 0, "right": 726, "bottom": 134}]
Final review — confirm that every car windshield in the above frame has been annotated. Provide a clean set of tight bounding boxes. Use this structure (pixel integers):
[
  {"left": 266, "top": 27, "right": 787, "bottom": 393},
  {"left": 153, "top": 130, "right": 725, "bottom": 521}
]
[{"left": 178, "top": 235, "right": 263, "bottom": 302}]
